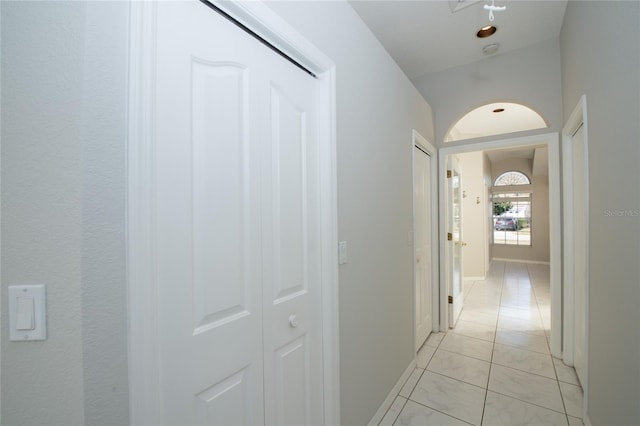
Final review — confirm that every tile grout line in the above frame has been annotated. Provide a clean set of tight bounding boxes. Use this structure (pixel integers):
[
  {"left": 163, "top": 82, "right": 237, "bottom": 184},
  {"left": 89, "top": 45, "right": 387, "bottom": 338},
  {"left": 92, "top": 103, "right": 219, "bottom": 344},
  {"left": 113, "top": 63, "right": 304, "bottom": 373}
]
[
  {"left": 378, "top": 394, "right": 407, "bottom": 426},
  {"left": 527, "top": 263, "right": 571, "bottom": 425},
  {"left": 421, "top": 369, "right": 488, "bottom": 392},
  {"left": 400, "top": 334, "right": 444, "bottom": 403},
  {"left": 404, "top": 398, "right": 476, "bottom": 426},
  {"left": 526, "top": 264, "right": 552, "bottom": 354},
  {"left": 480, "top": 261, "right": 505, "bottom": 425},
  {"left": 491, "top": 361, "right": 567, "bottom": 383},
  {"left": 487, "top": 388, "right": 572, "bottom": 417},
  {"left": 400, "top": 335, "right": 477, "bottom": 425},
  {"left": 391, "top": 395, "right": 409, "bottom": 426}
]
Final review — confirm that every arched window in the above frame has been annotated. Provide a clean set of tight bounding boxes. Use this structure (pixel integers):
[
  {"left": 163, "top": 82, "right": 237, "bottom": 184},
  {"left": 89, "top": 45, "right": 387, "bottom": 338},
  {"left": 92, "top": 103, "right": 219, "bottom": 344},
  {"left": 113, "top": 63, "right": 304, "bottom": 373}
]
[
  {"left": 494, "top": 171, "right": 530, "bottom": 186},
  {"left": 492, "top": 171, "right": 532, "bottom": 246}
]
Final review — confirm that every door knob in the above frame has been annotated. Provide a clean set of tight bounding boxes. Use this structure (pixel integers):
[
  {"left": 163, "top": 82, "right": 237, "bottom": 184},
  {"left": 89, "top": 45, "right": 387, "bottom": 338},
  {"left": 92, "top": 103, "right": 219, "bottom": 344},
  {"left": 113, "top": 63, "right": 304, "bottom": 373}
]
[{"left": 289, "top": 314, "right": 299, "bottom": 328}]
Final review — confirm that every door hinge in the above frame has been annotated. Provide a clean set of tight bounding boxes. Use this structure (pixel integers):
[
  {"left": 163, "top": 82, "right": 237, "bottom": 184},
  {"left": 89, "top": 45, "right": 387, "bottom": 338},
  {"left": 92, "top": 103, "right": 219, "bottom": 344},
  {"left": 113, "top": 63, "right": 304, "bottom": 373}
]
[
  {"left": 447, "top": 232, "right": 453, "bottom": 241},
  {"left": 447, "top": 170, "right": 452, "bottom": 178},
  {"left": 448, "top": 295, "right": 453, "bottom": 304}
]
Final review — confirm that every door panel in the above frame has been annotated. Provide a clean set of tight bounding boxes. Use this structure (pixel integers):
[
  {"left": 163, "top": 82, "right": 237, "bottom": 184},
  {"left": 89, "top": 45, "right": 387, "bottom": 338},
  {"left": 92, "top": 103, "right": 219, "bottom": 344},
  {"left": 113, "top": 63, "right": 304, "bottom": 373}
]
[
  {"left": 271, "top": 86, "right": 306, "bottom": 301},
  {"left": 414, "top": 146, "right": 432, "bottom": 350},
  {"left": 194, "top": 367, "right": 256, "bottom": 425},
  {"left": 274, "top": 337, "right": 310, "bottom": 425},
  {"left": 191, "top": 60, "right": 251, "bottom": 334},
  {"left": 154, "top": 2, "right": 322, "bottom": 424},
  {"left": 263, "top": 62, "right": 323, "bottom": 426},
  {"left": 156, "top": 4, "right": 265, "bottom": 423}
]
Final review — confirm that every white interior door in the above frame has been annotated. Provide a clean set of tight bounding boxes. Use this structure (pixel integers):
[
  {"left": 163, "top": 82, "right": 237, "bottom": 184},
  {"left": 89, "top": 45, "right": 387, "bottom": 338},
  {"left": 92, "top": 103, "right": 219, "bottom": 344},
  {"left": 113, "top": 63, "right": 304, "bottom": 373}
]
[
  {"left": 154, "top": 2, "right": 323, "bottom": 424},
  {"left": 260, "top": 38, "right": 324, "bottom": 426},
  {"left": 572, "top": 125, "right": 587, "bottom": 387},
  {"left": 414, "top": 146, "right": 433, "bottom": 350},
  {"left": 447, "top": 156, "right": 464, "bottom": 327}
]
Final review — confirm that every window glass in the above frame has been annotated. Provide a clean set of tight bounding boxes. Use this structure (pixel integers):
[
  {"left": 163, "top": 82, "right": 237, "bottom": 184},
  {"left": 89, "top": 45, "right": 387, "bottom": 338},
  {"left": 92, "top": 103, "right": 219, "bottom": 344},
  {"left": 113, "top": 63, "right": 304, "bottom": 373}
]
[
  {"left": 495, "top": 171, "right": 531, "bottom": 186},
  {"left": 492, "top": 194, "right": 531, "bottom": 246},
  {"left": 492, "top": 171, "right": 531, "bottom": 246}
]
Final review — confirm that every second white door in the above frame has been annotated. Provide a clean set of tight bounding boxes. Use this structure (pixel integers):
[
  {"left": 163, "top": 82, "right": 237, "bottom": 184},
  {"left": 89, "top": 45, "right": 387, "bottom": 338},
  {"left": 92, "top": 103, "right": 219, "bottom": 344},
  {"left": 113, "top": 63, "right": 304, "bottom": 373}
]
[
  {"left": 414, "top": 146, "right": 433, "bottom": 350},
  {"left": 447, "top": 156, "right": 464, "bottom": 327},
  {"left": 572, "top": 125, "right": 587, "bottom": 387}
]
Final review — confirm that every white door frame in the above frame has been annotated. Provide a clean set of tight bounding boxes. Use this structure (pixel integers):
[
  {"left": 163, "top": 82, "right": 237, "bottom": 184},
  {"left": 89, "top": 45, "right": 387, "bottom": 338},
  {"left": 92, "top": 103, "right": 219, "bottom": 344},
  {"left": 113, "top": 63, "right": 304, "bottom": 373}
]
[
  {"left": 438, "top": 133, "right": 562, "bottom": 356},
  {"left": 412, "top": 130, "right": 440, "bottom": 340},
  {"left": 562, "top": 95, "right": 589, "bottom": 417},
  {"left": 126, "top": 1, "right": 339, "bottom": 424}
]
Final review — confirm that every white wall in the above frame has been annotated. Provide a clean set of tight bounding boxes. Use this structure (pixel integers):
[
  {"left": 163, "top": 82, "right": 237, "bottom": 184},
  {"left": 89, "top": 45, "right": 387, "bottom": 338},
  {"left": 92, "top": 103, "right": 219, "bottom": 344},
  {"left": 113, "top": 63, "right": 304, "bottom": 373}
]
[
  {"left": 2, "top": 3, "right": 86, "bottom": 422},
  {"left": 80, "top": 3, "right": 130, "bottom": 423},
  {"left": 1, "top": 2, "right": 130, "bottom": 424},
  {"left": 490, "top": 158, "right": 550, "bottom": 263},
  {"left": 561, "top": 2, "right": 640, "bottom": 423},
  {"left": 483, "top": 154, "right": 493, "bottom": 271},
  {"left": 458, "top": 152, "right": 487, "bottom": 279},
  {"left": 265, "top": 2, "right": 434, "bottom": 424},
  {"left": 413, "top": 38, "right": 563, "bottom": 146}
]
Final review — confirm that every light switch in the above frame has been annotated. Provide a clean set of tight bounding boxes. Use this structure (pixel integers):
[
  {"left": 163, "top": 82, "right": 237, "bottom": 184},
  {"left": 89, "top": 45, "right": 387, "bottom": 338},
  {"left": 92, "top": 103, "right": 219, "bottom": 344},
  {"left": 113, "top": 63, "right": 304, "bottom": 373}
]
[
  {"left": 9, "top": 284, "right": 47, "bottom": 341},
  {"left": 16, "top": 296, "right": 35, "bottom": 330},
  {"left": 338, "top": 241, "right": 347, "bottom": 265}
]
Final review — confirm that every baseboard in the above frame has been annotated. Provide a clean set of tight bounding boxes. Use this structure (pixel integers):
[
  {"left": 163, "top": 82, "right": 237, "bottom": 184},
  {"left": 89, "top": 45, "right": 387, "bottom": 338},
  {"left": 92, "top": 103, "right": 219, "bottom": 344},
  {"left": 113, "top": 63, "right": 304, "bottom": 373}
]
[
  {"left": 492, "top": 257, "right": 550, "bottom": 266},
  {"left": 463, "top": 276, "right": 486, "bottom": 281},
  {"left": 367, "top": 360, "right": 415, "bottom": 426}
]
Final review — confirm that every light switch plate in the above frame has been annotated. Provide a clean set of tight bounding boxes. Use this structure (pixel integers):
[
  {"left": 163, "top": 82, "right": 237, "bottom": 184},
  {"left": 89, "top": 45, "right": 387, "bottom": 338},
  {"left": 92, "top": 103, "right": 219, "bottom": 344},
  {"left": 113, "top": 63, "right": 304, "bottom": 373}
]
[
  {"left": 9, "top": 284, "right": 47, "bottom": 341},
  {"left": 338, "top": 241, "right": 347, "bottom": 265}
]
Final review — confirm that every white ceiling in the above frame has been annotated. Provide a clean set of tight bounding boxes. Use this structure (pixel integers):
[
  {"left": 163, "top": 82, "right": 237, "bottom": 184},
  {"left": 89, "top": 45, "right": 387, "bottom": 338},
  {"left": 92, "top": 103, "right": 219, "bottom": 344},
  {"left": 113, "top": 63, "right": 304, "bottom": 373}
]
[
  {"left": 486, "top": 147, "right": 536, "bottom": 163},
  {"left": 349, "top": 0, "right": 568, "bottom": 79},
  {"left": 485, "top": 145, "right": 549, "bottom": 176}
]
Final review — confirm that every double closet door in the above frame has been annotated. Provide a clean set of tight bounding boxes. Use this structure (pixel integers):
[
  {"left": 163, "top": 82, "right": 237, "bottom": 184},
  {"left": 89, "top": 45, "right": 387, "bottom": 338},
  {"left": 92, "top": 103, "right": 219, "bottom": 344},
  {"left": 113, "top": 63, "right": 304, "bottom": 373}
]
[{"left": 153, "top": 2, "right": 324, "bottom": 424}]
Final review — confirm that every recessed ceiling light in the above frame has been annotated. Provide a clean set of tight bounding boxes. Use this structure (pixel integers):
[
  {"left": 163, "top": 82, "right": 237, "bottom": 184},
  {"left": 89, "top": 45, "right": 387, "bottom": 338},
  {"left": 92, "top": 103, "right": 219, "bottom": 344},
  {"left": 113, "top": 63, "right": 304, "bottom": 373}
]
[
  {"left": 476, "top": 25, "right": 497, "bottom": 38},
  {"left": 493, "top": 108, "right": 505, "bottom": 113}
]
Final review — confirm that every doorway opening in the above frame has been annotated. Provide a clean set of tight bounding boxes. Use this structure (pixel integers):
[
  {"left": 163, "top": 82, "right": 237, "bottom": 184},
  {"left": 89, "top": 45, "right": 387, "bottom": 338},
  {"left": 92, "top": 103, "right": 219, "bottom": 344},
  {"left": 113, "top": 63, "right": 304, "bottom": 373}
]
[{"left": 438, "top": 133, "right": 562, "bottom": 357}]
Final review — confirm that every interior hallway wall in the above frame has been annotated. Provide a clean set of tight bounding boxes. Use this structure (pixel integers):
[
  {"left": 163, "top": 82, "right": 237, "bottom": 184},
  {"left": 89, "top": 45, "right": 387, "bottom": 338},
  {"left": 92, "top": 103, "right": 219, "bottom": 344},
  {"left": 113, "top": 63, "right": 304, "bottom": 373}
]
[
  {"left": 458, "top": 151, "right": 487, "bottom": 279},
  {"left": 1, "top": 2, "right": 130, "bottom": 424},
  {"left": 266, "top": 2, "right": 435, "bottom": 424},
  {"left": 412, "top": 38, "right": 563, "bottom": 146},
  {"left": 560, "top": 2, "right": 640, "bottom": 424},
  {"left": 483, "top": 153, "right": 493, "bottom": 271}
]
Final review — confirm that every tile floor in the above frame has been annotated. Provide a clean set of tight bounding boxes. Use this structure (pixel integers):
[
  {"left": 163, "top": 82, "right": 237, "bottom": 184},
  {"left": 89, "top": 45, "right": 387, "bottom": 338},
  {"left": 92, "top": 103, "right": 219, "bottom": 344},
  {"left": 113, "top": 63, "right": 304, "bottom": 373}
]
[{"left": 379, "top": 261, "right": 584, "bottom": 426}]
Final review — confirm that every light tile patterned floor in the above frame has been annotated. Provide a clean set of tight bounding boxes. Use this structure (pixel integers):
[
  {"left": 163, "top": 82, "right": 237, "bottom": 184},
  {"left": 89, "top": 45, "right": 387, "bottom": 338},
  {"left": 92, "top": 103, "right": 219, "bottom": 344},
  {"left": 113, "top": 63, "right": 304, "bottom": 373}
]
[{"left": 379, "top": 261, "right": 584, "bottom": 426}]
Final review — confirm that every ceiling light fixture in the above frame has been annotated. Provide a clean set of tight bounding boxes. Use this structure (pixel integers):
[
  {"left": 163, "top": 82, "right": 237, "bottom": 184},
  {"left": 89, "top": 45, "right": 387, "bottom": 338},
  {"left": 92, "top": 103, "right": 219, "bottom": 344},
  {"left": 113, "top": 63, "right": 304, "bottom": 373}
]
[
  {"left": 476, "top": 25, "right": 497, "bottom": 38},
  {"left": 484, "top": 0, "right": 506, "bottom": 22}
]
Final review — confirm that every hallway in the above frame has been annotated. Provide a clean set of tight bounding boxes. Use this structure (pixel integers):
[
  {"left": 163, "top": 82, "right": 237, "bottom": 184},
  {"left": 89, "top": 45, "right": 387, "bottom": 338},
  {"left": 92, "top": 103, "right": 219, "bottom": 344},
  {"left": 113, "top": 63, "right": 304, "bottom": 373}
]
[{"left": 379, "top": 262, "right": 584, "bottom": 425}]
